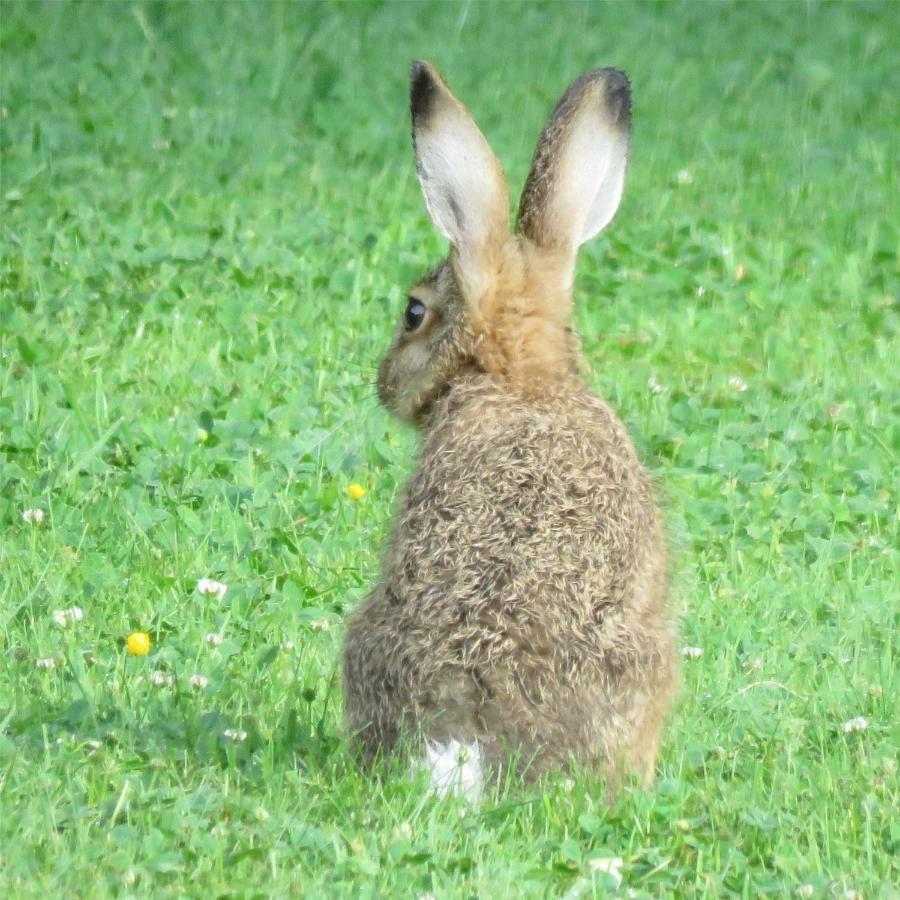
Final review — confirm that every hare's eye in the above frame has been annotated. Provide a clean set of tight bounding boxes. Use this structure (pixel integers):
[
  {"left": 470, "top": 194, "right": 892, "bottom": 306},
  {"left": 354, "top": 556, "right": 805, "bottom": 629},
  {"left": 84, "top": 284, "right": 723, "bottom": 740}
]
[{"left": 404, "top": 298, "right": 426, "bottom": 332}]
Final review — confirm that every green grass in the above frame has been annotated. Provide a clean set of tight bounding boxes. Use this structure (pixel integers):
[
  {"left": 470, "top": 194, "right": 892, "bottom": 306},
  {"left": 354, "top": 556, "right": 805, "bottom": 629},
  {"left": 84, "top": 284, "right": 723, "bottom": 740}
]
[{"left": 1, "top": 1, "right": 897, "bottom": 896}]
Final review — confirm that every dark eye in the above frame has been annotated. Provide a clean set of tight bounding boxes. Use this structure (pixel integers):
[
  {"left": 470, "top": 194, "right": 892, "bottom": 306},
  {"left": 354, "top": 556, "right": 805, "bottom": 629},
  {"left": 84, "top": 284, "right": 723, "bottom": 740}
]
[{"left": 404, "top": 297, "right": 426, "bottom": 331}]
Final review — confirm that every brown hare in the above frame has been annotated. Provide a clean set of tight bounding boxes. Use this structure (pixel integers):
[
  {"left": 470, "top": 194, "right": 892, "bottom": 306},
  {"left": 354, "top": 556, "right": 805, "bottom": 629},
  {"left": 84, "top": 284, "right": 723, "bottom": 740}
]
[{"left": 342, "top": 61, "right": 677, "bottom": 799}]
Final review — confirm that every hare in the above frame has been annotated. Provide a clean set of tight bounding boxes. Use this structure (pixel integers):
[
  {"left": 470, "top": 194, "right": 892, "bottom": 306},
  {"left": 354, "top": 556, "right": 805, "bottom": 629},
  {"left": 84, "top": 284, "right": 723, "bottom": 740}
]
[{"left": 342, "top": 61, "right": 677, "bottom": 796}]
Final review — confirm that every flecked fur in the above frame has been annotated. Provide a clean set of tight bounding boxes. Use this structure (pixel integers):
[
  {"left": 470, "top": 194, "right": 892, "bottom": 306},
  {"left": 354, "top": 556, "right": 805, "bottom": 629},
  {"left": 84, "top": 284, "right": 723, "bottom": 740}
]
[{"left": 343, "top": 62, "right": 678, "bottom": 790}]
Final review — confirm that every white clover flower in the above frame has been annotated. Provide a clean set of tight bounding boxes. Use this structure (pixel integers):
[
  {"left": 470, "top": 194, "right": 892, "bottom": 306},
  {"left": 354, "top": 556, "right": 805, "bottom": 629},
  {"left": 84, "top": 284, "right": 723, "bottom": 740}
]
[
  {"left": 150, "top": 671, "right": 174, "bottom": 687},
  {"left": 35, "top": 657, "right": 56, "bottom": 669},
  {"left": 197, "top": 578, "right": 227, "bottom": 600},
  {"left": 280, "top": 640, "right": 295, "bottom": 652},
  {"left": 796, "top": 886, "right": 814, "bottom": 898},
  {"left": 676, "top": 168, "right": 693, "bottom": 186},
  {"left": 842, "top": 716, "right": 868, "bottom": 734},
  {"left": 309, "top": 618, "right": 331, "bottom": 632},
  {"left": 588, "top": 857, "right": 624, "bottom": 888},
  {"left": 743, "top": 657, "right": 763, "bottom": 672},
  {"left": 682, "top": 646, "right": 704, "bottom": 659},
  {"left": 728, "top": 375, "right": 748, "bottom": 392},
  {"left": 205, "top": 633, "right": 224, "bottom": 647},
  {"left": 23, "top": 508, "right": 44, "bottom": 524},
  {"left": 223, "top": 728, "right": 247, "bottom": 742},
  {"left": 52, "top": 606, "right": 84, "bottom": 628},
  {"left": 648, "top": 375, "right": 667, "bottom": 395},
  {"left": 189, "top": 674, "right": 209, "bottom": 689}
]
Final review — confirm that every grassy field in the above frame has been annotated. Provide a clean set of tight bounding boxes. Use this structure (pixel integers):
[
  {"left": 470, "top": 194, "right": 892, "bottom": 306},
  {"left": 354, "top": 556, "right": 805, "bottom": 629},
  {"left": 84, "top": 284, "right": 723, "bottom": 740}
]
[{"left": 1, "top": 1, "right": 897, "bottom": 896}]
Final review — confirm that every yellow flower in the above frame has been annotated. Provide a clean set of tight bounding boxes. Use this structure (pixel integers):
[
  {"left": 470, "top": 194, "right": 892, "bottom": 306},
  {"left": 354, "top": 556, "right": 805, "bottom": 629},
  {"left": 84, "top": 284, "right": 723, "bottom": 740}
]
[
  {"left": 127, "top": 631, "right": 151, "bottom": 656},
  {"left": 347, "top": 483, "right": 366, "bottom": 501}
]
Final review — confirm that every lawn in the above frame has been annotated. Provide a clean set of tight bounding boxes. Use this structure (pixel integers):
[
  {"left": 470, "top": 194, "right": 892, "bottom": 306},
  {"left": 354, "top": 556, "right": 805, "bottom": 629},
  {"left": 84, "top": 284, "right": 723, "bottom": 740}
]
[{"left": 1, "top": 1, "right": 897, "bottom": 896}]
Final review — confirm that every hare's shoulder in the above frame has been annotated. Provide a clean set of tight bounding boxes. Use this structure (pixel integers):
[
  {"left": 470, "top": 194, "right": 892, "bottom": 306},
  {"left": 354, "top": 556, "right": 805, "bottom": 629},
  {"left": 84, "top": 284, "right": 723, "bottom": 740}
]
[
  {"left": 424, "top": 381, "right": 641, "bottom": 476},
  {"left": 403, "top": 383, "right": 650, "bottom": 523}
]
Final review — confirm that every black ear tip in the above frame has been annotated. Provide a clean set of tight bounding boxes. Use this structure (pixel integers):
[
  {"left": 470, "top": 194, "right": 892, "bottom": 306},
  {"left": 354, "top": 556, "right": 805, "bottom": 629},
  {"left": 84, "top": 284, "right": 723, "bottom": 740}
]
[
  {"left": 599, "top": 68, "right": 632, "bottom": 126},
  {"left": 410, "top": 60, "right": 439, "bottom": 123}
]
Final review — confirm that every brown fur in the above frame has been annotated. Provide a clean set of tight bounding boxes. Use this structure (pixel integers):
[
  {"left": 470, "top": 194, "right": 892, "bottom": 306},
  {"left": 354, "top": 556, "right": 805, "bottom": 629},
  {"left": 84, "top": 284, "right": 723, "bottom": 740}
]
[{"left": 342, "top": 62, "right": 678, "bottom": 789}]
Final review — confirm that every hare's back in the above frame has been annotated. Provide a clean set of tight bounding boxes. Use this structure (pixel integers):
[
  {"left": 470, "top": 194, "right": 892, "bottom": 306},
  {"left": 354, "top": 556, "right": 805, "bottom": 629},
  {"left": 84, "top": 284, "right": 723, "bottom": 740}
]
[{"left": 389, "top": 379, "right": 659, "bottom": 633}]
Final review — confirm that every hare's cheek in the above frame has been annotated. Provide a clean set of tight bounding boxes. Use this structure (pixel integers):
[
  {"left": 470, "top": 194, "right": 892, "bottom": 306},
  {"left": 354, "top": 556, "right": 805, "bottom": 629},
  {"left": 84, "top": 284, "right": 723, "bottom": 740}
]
[
  {"left": 376, "top": 353, "right": 413, "bottom": 419},
  {"left": 378, "top": 343, "right": 435, "bottom": 422},
  {"left": 376, "top": 356, "right": 396, "bottom": 409}
]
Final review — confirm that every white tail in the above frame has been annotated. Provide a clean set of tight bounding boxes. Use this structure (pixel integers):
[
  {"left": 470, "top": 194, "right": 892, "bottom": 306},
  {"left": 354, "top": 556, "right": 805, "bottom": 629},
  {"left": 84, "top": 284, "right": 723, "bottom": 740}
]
[{"left": 418, "top": 739, "right": 483, "bottom": 805}]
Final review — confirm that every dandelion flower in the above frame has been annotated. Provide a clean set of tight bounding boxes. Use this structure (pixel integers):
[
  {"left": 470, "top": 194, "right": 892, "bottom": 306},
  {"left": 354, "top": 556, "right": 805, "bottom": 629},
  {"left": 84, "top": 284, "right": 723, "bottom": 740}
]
[
  {"left": 35, "top": 657, "right": 56, "bottom": 669},
  {"left": 223, "top": 728, "right": 247, "bottom": 742},
  {"left": 197, "top": 578, "right": 227, "bottom": 600},
  {"left": 347, "top": 483, "right": 366, "bottom": 500},
  {"left": 842, "top": 716, "right": 868, "bottom": 734},
  {"left": 127, "top": 632, "right": 151, "bottom": 656},
  {"left": 682, "top": 646, "right": 704, "bottom": 659},
  {"left": 22, "top": 508, "right": 44, "bottom": 524},
  {"left": 205, "top": 633, "right": 224, "bottom": 647},
  {"left": 189, "top": 674, "right": 209, "bottom": 689}
]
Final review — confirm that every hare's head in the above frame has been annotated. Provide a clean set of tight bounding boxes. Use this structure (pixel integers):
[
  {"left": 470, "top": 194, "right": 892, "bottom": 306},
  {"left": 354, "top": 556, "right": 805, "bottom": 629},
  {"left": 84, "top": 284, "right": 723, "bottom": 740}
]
[{"left": 378, "top": 61, "right": 631, "bottom": 423}]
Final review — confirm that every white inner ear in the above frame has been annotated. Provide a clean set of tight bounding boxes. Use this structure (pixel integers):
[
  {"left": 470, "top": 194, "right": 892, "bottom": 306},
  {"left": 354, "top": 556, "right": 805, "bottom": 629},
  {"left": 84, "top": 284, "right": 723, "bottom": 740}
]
[
  {"left": 415, "top": 111, "right": 506, "bottom": 251},
  {"left": 554, "top": 110, "right": 628, "bottom": 246}
]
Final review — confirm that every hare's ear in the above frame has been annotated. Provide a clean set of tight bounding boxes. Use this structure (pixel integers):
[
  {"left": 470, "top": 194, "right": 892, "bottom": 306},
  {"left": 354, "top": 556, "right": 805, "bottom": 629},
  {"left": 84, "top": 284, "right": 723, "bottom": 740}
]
[
  {"left": 517, "top": 68, "right": 630, "bottom": 256},
  {"left": 410, "top": 61, "right": 509, "bottom": 304}
]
